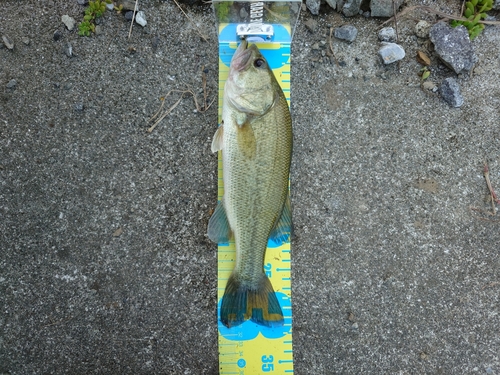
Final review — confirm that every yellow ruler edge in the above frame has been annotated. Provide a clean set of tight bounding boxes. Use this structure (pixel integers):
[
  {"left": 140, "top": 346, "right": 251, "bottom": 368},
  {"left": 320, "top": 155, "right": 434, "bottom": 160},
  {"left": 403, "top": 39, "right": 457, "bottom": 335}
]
[{"left": 217, "top": 39, "right": 293, "bottom": 375}]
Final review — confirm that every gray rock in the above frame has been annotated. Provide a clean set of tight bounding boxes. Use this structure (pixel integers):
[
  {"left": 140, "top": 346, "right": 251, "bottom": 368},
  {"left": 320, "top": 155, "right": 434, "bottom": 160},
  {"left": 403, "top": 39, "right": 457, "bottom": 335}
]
[
  {"left": 415, "top": 20, "right": 431, "bottom": 38},
  {"left": 239, "top": 7, "right": 248, "bottom": 19},
  {"left": 95, "top": 25, "right": 103, "bottom": 35},
  {"left": 306, "top": 0, "right": 320, "bottom": 15},
  {"left": 378, "top": 42, "right": 405, "bottom": 64},
  {"left": 2, "top": 35, "right": 14, "bottom": 49},
  {"left": 74, "top": 102, "right": 84, "bottom": 111},
  {"left": 429, "top": 22, "right": 478, "bottom": 74},
  {"left": 370, "top": 0, "right": 403, "bottom": 17},
  {"left": 335, "top": 25, "right": 358, "bottom": 42},
  {"left": 53, "top": 30, "right": 62, "bottom": 41},
  {"left": 378, "top": 27, "right": 396, "bottom": 42},
  {"left": 304, "top": 18, "right": 318, "bottom": 33},
  {"left": 106, "top": 2, "right": 114, "bottom": 10},
  {"left": 135, "top": 11, "right": 147, "bottom": 27},
  {"left": 61, "top": 15, "right": 76, "bottom": 31},
  {"left": 6, "top": 79, "right": 17, "bottom": 88},
  {"left": 325, "top": 0, "right": 337, "bottom": 10},
  {"left": 64, "top": 42, "right": 73, "bottom": 57},
  {"left": 125, "top": 11, "right": 134, "bottom": 21},
  {"left": 22, "top": 37, "right": 30, "bottom": 45},
  {"left": 494, "top": 0, "right": 500, "bottom": 9},
  {"left": 342, "top": 0, "right": 362, "bottom": 17},
  {"left": 76, "top": 0, "right": 89, "bottom": 5},
  {"left": 440, "top": 77, "right": 464, "bottom": 107}
]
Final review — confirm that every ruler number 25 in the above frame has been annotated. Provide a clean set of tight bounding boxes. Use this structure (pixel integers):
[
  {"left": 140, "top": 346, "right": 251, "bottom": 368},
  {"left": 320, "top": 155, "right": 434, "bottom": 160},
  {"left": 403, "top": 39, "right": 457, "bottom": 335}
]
[{"left": 261, "top": 355, "right": 274, "bottom": 372}]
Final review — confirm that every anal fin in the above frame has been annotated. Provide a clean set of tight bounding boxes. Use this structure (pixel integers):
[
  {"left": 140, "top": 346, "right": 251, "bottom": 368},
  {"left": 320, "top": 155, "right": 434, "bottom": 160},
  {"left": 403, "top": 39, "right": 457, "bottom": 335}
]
[
  {"left": 207, "top": 200, "right": 231, "bottom": 243},
  {"left": 269, "top": 195, "right": 292, "bottom": 245}
]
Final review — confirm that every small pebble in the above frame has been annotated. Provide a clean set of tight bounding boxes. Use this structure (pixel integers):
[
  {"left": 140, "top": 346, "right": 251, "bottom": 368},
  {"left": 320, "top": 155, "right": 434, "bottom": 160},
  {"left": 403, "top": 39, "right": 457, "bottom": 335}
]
[
  {"left": 440, "top": 77, "right": 464, "bottom": 107},
  {"left": 378, "top": 27, "right": 396, "bottom": 42},
  {"left": 74, "top": 102, "right": 84, "bottom": 111},
  {"left": 95, "top": 25, "right": 103, "bottom": 35},
  {"left": 2, "top": 35, "right": 14, "bottom": 50},
  {"left": 22, "top": 37, "right": 30, "bottom": 45},
  {"left": 6, "top": 79, "right": 17, "bottom": 89},
  {"left": 64, "top": 42, "right": 73, "bottom": 57},
  {"left": 378, "top": 42, "right": 405, "bottom": 64},
  {"left": 125, "top": 11, "right": 134, "bottom": 21},
  {"left": 77, "top": 0, "right": 89, "bottom": 5},
  {"left": 334, "top": 25, "right": 358, "bottom": 42},
  {"left": 135, "top": 11, "right": 147, "bottom": 27},
  {"left": 152, "top": 35, "right": 160, "bottom": 52},
  {"left": 106, "top": 2, "right": 114, "bottom": 10},
  {"left": 61, "top": 15, "right": 76, "bottom": 31},
  {"left": 415, "top": 20, "right": 431, "bottom": 38},
  {"left": 304, "top": 18, "right": 318, "bottom": 33},
  {"left": 53, "top": 30, "right": 63, "bottom": 41},
  {"left": 422, "top": 81, "right": 436, "bottom": 91},
  {"left": 239, "top": 7, "right": 248, "bottom": 19}
]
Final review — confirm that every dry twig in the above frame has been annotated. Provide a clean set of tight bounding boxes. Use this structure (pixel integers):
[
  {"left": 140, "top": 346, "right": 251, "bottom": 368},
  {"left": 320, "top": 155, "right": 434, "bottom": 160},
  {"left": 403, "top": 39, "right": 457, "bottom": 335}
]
[
  {"left": 147, "top": 80, "right": 215, "bottom": 133},
  {"left": 172, "top": 0, "right": 209, "bottom": 42},
  {"left": 327, "top": 27, "right": 339, "bottom": 67},
  {"left": 381, "top": 5, "right": 500, "bottom": 26},
  {"left": 392, "top": 0, "right": 399, "bottom": 42},
  {"left": 484, "top": 161, "right": 500, "bottom": 214},
  {"left": 128, "top": 0, "right": 138, "bottom": 39}
]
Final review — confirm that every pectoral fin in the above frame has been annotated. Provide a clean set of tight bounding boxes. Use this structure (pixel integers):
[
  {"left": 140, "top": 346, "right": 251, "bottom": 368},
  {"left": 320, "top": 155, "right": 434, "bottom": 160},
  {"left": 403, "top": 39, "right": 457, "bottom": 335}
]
[
  {"left": 269, "top": 195, "right": 292, "bottom": 244},
  {"left": 207, "top": 200, "right": 231, "bottom": 243},
  {"left": 211, "top": 123, "right": 224, "bottom": 153}
]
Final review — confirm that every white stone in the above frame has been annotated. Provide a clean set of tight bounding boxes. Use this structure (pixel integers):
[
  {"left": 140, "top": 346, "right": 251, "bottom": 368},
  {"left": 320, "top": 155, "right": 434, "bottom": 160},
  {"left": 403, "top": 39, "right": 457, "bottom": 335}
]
[
  {"left": 135, "top": 11, "right": 147, "bottom": 27},
  {"left": 61, "top": 15, "right": 76, "bottom": 31},
  {"left": 378, "top": 42, "right": 405, "bottom": 64}
]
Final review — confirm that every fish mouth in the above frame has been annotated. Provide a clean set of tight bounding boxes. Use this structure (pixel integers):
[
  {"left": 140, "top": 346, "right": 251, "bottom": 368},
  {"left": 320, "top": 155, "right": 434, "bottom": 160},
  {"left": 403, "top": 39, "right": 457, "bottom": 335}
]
[{"left": 231, "top": 39, "right": 253, "bottom": 71}]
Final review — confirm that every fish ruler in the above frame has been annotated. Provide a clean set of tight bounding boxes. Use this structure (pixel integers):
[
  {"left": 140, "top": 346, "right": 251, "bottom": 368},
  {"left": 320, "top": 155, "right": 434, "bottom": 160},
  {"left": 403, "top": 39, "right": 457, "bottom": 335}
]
[{"left": 213, "top": 2, "right": 300, "bottom": 374}]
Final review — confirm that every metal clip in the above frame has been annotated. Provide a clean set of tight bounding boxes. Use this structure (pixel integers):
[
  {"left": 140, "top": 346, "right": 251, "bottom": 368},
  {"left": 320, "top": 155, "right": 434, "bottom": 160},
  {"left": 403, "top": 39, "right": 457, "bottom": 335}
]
[{"left": 236, "top": 23, "right": 274, "bottom": 41}]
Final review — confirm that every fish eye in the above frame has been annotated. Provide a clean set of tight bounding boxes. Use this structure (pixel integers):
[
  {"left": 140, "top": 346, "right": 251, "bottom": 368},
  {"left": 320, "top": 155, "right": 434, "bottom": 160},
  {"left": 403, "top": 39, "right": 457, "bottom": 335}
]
[{"left": 254, "top": 58, "right": 265, "bottom": 68}]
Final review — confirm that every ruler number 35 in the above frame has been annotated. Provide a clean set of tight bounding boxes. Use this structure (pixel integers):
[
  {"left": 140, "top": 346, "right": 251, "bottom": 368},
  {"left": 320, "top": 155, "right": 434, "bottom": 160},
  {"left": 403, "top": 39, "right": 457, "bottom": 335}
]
[{"left": 261, "top": 355, "right": 274, "bottom": 372}]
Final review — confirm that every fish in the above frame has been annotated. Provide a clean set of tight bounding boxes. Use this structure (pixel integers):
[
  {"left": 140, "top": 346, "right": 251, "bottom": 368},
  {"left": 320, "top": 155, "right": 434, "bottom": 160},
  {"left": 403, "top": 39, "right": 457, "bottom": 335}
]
[{"left": 208, "top": 39, "right": 293, "bottom": 328}]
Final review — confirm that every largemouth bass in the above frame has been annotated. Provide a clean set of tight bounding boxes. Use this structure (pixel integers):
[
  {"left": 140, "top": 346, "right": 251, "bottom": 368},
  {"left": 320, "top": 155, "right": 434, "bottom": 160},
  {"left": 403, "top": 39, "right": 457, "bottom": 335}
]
[{"left": 208, "top": 40, "right": 293, "bottom": 328}]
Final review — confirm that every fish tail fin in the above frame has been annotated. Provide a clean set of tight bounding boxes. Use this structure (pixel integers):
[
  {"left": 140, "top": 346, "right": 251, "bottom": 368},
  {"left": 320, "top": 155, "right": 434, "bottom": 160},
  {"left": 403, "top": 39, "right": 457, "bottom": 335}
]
[{"left": 220, "top": 273, "right": 284, "bottom": 328}]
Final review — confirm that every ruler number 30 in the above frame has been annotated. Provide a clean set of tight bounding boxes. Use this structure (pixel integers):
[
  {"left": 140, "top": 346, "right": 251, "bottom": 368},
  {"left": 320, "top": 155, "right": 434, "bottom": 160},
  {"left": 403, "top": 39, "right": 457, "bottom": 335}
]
[{"left": 261, "top": 355, "right": 274, "bottom": 372}]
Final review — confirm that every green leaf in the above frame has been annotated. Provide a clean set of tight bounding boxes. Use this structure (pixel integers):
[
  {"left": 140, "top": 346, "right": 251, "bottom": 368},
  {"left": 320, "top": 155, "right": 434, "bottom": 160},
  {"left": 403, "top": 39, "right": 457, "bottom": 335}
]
[{"left": 464, "top": 8, "right": 473, "bottom": 17}]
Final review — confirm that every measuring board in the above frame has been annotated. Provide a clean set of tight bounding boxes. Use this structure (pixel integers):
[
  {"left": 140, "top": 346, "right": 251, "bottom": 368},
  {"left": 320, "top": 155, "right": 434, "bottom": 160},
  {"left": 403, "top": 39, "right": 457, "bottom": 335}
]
[{"left": 213, "top": 2, "right": 300, "bottom": 374}]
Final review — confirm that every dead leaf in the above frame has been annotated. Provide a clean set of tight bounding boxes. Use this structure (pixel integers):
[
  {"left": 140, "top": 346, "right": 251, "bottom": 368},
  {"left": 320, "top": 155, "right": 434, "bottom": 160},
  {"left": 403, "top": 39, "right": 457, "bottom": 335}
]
[{"left": 416, "top": 51, "right": 431, "bottom": 66}]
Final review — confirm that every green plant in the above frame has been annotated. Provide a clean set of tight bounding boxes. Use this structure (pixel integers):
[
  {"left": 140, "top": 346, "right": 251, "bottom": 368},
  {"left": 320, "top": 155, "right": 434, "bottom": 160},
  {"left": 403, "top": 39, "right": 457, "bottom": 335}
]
[
  {"left": 114, "top": 4, "right": 124, "bottom": 14},
  {"left": 78, "top": 0, "right": 112, "bottom": 36},
  {"left": 450, "top": 0, "right": 493, "bottom": 40}
]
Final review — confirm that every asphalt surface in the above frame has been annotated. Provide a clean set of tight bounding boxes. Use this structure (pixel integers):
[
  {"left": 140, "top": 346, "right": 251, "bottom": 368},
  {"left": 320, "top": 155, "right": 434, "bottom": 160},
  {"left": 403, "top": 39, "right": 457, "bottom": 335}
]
[{"left": 1, "top": 0, "right": 499, "bottom": 374}]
